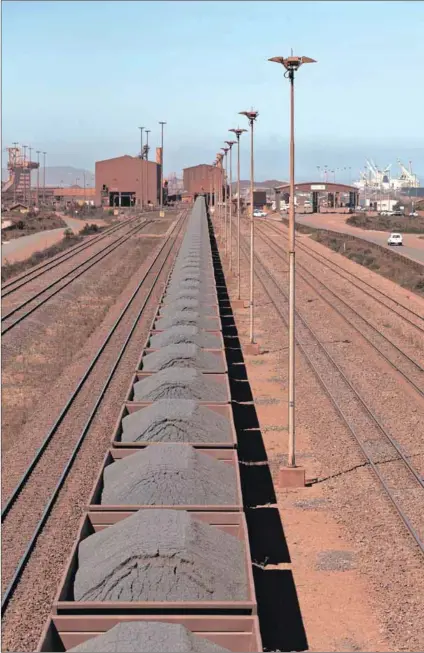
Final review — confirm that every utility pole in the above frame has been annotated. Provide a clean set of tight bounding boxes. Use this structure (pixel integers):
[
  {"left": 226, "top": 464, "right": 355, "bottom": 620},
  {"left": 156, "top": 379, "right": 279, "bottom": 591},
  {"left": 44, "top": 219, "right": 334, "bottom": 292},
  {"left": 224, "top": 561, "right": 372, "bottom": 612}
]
[
  {"left": 22, "top": 145, "right": 28, "bottom": 204},
  {"left": 43, "top": 151, "right": 47, "bottom": 204},
  {"left": 28, "top": 147, "right": 33, "bottom": 207},
  {"left": 145, "top": 129, "right": 151, "bottom": 208},
  {"left": 229, "top": 128, "right": 247, "bottom": 301},
  {"left": 225, "top": 140, "right": 236, "bottom": 270},
  {"left": 138, "top": 126, "right": 144, "bottom": 210},
  {"left": 239, "top": 109, "right": 259, "bottom": 349},
  {"left": 36, "top": 150, "right": 41, "bottom": 206},
  {"left": 269, "top": 53, "right": 316, "bottom": 486},
  {"left": 159, "top": 121, "right": 166, "bottom": 215}
]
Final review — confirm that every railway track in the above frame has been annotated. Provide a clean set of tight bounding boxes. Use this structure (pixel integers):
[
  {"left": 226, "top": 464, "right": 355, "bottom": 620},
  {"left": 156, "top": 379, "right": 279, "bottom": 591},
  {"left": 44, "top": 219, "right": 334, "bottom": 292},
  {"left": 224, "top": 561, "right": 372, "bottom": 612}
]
[
  {"left": 255, "top": 222, "right": 424, "bottom": 399},
  {"left": 1, "top": 218, "right": 154, "bottom": 336},
  {"left": 238, "top": 231, "right": 424, "bottom": 556},
  {"left": 1, "top": 210, "right": 188, "bottom": 613},
  {"left": 259, "top": 217, "right": 424, "bottom": 333},
  {"left": 1, "top": 216, "right": 142, "bottom": 298}
]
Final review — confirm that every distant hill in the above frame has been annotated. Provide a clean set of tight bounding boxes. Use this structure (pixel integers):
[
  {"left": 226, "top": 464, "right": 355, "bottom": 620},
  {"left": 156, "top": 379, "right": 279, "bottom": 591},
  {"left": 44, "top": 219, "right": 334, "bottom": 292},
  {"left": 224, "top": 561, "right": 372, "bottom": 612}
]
[
  {"left": 2, "top": 166, "right": 95, "bottom": 187},
  {"left": 231, "top": 179, "right": 286, "bottom": 190}
]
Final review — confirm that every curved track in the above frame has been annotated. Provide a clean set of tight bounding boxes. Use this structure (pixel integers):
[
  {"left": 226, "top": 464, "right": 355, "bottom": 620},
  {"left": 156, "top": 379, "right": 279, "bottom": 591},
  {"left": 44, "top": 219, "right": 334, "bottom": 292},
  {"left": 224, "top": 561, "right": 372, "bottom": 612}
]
[
  {"left": 1, "top": 218, "right": 153, "bottom": 335},
  {"left": 238, "top": 230, "right": 424, "bottom": 556},
  {"left": 1, "top": 211, "right": 188, "bottom": 613}
]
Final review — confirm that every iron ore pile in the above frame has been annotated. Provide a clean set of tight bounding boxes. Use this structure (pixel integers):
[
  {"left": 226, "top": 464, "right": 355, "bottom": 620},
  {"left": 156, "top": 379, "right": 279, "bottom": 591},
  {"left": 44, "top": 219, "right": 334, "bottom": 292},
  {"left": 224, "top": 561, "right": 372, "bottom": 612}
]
[{"left": 39, "top": 198, "right": 260, "bottom": 652}]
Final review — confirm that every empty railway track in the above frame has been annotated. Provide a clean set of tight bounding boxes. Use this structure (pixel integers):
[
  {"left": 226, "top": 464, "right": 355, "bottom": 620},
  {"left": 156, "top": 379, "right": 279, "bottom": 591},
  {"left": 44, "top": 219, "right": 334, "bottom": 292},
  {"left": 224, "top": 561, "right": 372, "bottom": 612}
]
[
  {"left": 1, "top": 217, "right": 154, "bottom": 335},
  {"left": 238, "top": 230, "right": 424, "bottom": 556},
  {"left": 1, "top": 210, "right": 188, "bottom": 613},
  {"left": 1, "top": 216, "right": 143, "bottom": 298},
  {"left": 255, "top": 222, "right": 424, "bottom": 399}
]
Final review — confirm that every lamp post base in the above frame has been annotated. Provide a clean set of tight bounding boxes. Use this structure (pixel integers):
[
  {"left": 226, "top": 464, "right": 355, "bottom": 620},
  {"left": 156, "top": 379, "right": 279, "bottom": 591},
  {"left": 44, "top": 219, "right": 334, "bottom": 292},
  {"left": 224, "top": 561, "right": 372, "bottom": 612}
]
[
  {"left": 231, "top": 298, "right": 245, "bottom": 309},
  {"left": 244, "top": 342, "right": 261, "bottom": 356},
  {"left": 278, "top": 466, "right": 306, "bottom": 488}
]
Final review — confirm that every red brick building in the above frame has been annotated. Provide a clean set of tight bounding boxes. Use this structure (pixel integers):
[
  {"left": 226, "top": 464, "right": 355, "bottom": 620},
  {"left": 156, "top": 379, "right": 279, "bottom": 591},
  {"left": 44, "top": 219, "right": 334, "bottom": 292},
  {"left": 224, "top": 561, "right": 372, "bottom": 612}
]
[
  {"left": 95, "top": 155, "right": 161, "bottom": 207},
  {"left": 183, "top": 164, "right": 224, "bottom": 196}
]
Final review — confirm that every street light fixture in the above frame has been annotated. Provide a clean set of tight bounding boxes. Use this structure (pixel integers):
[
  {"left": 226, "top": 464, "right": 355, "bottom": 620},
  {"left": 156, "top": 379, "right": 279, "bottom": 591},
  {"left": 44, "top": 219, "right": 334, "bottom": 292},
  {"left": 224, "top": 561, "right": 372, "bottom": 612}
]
[
  {"left": 221, "top": 146, "right": 229, "bottom": 255},
  {"left": 159, "top": 121, "right": 166, "bottom": 215},
  {"left": 239, "top": 109, "right": 259, "bottom": 348},
  {"left": 225, "top": 140, "right": 236, "bottom": 271},
  {"left": 229, "top": 127, "right": 247, "bottom": 301},
  {"left": 268, "top": 53, "right": 316, "bottom": 484}
]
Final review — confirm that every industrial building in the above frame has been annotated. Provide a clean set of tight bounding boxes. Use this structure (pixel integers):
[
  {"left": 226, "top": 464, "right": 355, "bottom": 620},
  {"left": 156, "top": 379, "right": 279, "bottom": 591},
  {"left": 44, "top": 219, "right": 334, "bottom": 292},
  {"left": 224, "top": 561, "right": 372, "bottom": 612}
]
[
  {"left": 95, "top": 155, "right": 161, "bottom": 208},
  {"left": 183, "top": 164, "right": 224, "bottom": 197}
]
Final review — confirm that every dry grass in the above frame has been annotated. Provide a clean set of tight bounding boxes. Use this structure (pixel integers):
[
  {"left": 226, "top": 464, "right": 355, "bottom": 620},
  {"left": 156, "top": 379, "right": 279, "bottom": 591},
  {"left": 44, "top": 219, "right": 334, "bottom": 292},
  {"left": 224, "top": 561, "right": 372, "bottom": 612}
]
[
  {"left": 346, "top": 213, "right": 424, "bottom": 233},
  {"left": 1, "top": 234, "right": 83, "bottom": 282},
  {"left": 2, "top": 211, "right": 67, "bottom": 239},
  {"left": 311, "top": 231, "right": 424, "bottom": 296}
]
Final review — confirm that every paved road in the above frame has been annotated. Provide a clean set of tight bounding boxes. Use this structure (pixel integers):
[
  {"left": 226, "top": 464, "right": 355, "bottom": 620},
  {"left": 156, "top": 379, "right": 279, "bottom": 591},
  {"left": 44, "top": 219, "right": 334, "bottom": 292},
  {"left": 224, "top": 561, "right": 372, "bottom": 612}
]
[
  {"left": 265, "top": 212, "right": 424, "bottom": 265},
  {"left": 2, "top": 229, "right": 66, "bottom": 265}
]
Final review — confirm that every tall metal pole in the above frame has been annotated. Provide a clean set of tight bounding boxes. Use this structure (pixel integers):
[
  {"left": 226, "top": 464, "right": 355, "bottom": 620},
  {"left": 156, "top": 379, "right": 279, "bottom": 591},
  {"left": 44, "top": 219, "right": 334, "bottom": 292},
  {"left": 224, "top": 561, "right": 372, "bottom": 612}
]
[
  {"left": 12, "top": 142, "right": 19, "bottom": 205},
  {"left": 36, "top": 150, "right": 40, "bottom": 206},
  {"left": 249, "top": 121, "right": 254, "bottom": 343},
  {"left": 22, "top": 145, "right": 27, "bottom": 204},
  {"left": 268, "top": 54, "right": 316, "bottom": 472},
  {"left": 288, "top": 71, "right": 296, "bottom": 467},
  {"left": 230, "top": 128, "right": 247, "bottom": 300},
  {"left": 28, "top": 147, "right": 32, "bottom": 207},
  {"left": 43, "top": 152, "right": 47, "bottom": 203},
  {"left": 138, "top": 127, "right": 144, "bottom": 209},
  {"left": 221, "top": 148, "right": 229, "bottom": 256},
  {"left": 159, "top": 122, "right": 166, "bottom": 213},
  {"left": 225, "top": 141, "right": 236, "bottom": 270},
  {"left": 145, "top": 130, "right": 151, "bottom": 208}
]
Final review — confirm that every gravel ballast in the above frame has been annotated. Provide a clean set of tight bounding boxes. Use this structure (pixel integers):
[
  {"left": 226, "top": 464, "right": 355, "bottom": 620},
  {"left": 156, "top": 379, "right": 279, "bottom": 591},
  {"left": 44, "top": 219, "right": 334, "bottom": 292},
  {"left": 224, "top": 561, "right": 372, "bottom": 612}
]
[
  {"left": 149, "top": 326, "right": 222, "bottom": 349},
  {"left": 141, "top": 344, "right": 221, "bottom": 372},
  {"left": 74, "top": 509, "right": 248, "bottom": 602},
  {"left": 121, "top": 399, "right": 232, "bottom": 444},
  {"left": 155, "top": 312, "right": 217, "bottom": 331},
  {"left": 101, "top": 443, "right": 238, "bottom": 505},
  {"left": 132, "top": 369, "right": 226, "bottom": 402},
  {"left": 69, "top": 622, "right": 231, "bottom": 653}
]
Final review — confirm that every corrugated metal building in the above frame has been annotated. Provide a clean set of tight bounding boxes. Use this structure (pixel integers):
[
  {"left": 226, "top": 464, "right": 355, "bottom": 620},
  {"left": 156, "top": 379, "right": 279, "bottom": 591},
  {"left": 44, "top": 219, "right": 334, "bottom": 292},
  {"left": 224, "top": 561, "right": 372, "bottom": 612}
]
[
  {"left": 95, "top": 155, "right": 161, "bottom": 207},
  {"left": 183, "top": 164, "right": 223, "bottom": 195}
]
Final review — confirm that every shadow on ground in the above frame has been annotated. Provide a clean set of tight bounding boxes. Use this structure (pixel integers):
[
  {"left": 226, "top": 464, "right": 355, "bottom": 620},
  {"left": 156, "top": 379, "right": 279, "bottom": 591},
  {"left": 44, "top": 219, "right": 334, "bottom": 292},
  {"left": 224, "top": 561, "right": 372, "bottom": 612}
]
[{"left": 208, "top": 210, "right": 308, "bottom": 652}]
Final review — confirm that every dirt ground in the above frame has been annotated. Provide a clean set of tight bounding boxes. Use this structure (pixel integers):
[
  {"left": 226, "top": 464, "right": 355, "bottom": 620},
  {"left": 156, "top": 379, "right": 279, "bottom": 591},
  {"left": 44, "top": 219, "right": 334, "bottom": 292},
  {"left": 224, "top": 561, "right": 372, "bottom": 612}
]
[
  {"left": 1, "top": 215, "right": 176, "bottom": 454},
  {"left": 217, "top": 216, "right": 423, "bottom": 652},
  {"left": 346, "top": 213, "right": 424, "bottom": 233}
]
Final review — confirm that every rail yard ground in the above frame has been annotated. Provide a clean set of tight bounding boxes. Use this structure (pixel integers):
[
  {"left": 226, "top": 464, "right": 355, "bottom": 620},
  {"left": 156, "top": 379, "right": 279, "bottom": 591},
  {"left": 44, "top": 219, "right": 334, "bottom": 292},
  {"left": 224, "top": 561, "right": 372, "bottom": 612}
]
[
  {"left": 1, "top": 201, "right": 423, "bottom": 652},
  {"left": 217, "top": 211, "right": 424, "bottom": 652}
]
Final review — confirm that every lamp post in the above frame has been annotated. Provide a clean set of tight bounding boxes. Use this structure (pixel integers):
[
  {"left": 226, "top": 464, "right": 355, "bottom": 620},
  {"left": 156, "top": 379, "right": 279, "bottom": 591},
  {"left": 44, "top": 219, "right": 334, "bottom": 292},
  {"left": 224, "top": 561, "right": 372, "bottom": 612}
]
[
  {"left": 138, "top": 126, "right": 144, "bottom": 209},
  {"left": 43, "top": 151, "right": 47, "bottom": 203},
  {"left": 225, "top": 140, "right": 236, "bottom": 271},
  {"left": 239, "top": 110, "right": 259, "bottom": 347},
  {"left": 36, "top": 150, "right": 41, "bottom": 206},
  {"left": 269, "top": 53, "right": 316, "bottom": 483},
  {"left": 159, "top": 121, "right": 166, "bottom": 214},
  {"left": 22, "top": 145, "right": 27, "bottom": 204},
  {"left": 229, "top": 128, "right": 247, "bottom": 299},
  {"left": 145, "top": 129, "right": 151, "bottom": 208},
  {"left": 216, "top": 152, "right": 224, "bottom": 239},
  {"left": 221, "top": 147, "right": 229, "bottom": 255}
]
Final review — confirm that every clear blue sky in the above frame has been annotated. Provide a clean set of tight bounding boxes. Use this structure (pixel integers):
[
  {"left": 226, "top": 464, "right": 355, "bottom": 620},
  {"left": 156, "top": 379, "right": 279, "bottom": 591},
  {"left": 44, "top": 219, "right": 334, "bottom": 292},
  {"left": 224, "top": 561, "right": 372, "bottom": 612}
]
[{"left": 2, "top": 0, "right": 424, "bottom": 181}]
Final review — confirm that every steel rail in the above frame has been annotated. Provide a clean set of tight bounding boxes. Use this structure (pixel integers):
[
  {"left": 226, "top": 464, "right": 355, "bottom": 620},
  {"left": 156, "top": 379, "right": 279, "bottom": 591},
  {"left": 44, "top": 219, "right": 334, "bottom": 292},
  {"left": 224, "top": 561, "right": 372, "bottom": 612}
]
[
  {"left": 256, "top": 223, "right": 424, "bottom": 398},
  {"left": 1, "top": 220, "right": 153, "bottom": 335},
  {"left": 1, "top": 211, "right": 188, "bottom": 614},
  {"left": 259, "top": 217, "right": 424, "bottom": 332},
  {"left": 238, "top": 233, "right": 424, "bottom": 555},
  {"left": 2, "top": 217, "right": 141, "bottom": 297}
]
